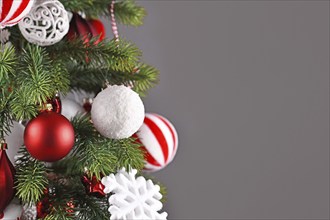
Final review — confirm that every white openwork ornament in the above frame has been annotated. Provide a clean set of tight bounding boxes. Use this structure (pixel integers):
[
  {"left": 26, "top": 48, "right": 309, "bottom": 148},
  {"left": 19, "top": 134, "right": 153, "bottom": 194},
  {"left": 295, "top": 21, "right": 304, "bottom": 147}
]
[{"left": 18, "top": 0, "right": 70, "bottom": 46}]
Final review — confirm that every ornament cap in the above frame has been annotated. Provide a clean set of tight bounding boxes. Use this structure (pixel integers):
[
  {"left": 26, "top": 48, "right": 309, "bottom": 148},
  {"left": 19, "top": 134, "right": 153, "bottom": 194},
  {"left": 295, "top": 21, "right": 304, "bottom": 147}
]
[{"left": 0, "top": 140, "right": 7, "bottom": 150}]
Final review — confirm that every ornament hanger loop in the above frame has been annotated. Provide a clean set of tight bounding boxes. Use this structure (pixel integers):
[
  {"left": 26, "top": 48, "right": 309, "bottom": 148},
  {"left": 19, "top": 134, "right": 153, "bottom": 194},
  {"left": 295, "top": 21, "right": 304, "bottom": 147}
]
[
  {"left": 110, "top": 0, "right": 119, "bottom": 42},
  {"left": 0, "top": 139, "right": 7, "bottom": 150}
]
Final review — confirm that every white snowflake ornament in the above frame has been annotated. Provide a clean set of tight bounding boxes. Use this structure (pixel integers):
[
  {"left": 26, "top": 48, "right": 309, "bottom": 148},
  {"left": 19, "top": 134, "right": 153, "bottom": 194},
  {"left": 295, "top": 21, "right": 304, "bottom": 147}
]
[{"left": 102, "top": 168, "right": 168, "bottom": 220}]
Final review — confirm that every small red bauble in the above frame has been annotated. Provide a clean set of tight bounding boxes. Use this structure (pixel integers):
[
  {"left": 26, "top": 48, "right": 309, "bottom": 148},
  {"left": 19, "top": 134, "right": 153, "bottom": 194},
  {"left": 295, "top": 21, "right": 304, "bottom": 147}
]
[
  {"left": 24, "top": 112, "right": 75, "bottom": 162},
  {"left": 67, "top": 13, "right": 105, "bottom": 44},
  {"left": 40, "top": 95, "right": 62, "bottom": 114},
  {"left": 81, "top": 175, "right": 106, "bottom": 198}
]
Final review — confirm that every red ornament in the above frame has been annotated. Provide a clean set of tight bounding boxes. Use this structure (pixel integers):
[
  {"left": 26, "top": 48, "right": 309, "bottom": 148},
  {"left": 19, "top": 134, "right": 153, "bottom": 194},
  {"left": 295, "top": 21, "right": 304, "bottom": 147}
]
[
  {"left": 82, "top": 98, "right": 93, "bottom": 113},
  {"left": 67, "top": 13, "right": 105, "bottom": 44},
  {"left": 40, "top": 95, "right": 62, "bottom": 114},
  {"left": 36, "top": 196, "right": 52, "bottom": 219},
  {"left": 36, "top": 189, "right": 74, "bottom": 218},
  {"left": 24, "top": 112, "right": 75, "bottom": 162},
  {"left": 0, "top": 141, "right": 15, "bottom": 213},
  {"left": 81, "top": 175, "right": 106, "bottom": 197}
]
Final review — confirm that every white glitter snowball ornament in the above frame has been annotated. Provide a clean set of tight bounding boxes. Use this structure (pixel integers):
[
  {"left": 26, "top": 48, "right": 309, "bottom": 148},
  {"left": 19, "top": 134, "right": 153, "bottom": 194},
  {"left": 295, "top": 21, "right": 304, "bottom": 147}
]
[
  {"left": 91, "top": 85, "right": 145, "bottom": 139},
  {"left": 18, "top": 0, "right": 70, "bottom": 46}
]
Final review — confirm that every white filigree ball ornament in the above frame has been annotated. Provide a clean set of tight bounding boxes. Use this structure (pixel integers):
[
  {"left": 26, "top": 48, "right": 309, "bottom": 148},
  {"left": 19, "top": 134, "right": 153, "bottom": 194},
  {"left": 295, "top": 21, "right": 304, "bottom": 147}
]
[
  {"left": 21, "top": 204, "right": 37, "bottom": 220},
  {"left": 102, "top": 168, "right": 168, "bottom": 220},
  {"left": 91, "top": 85, "right": 145, "bottom": 139},
  {"left": 18, "top": 0, "right": 70, "bottom": 46}
]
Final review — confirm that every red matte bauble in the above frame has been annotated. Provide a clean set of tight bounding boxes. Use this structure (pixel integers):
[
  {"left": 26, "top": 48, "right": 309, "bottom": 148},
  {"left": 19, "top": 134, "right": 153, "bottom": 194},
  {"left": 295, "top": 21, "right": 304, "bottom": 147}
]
[
  {"left": 0, "top": 148, "right": 15, "bottom": 213},
  {"left": 24, "top": 112, "right": 75, "bottom": 162},
  {"left": 81, "top": 175, "right": 106, "bottom": 198},
  {"left": 67, "top": 13, "right": 105, "bottom": 44}
]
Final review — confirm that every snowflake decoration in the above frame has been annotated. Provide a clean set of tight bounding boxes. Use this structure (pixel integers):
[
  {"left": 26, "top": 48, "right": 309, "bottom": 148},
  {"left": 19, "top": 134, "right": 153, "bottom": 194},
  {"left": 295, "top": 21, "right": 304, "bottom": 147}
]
[{"left": 101, "top": 168, "right": 168, "bottom": 220}]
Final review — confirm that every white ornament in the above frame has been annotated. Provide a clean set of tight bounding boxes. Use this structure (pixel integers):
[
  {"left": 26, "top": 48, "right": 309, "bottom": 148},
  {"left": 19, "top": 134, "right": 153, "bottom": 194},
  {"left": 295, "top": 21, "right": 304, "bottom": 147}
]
[
  {"left": 0, "top": 29, "right": 10, "bottom": 44},
  {"left": 61, "top": 98, "right": 84, "bottom": 120},
  {"left": 102, "top": 168, "right": 167, "bottom": 220},
  {"left": 1, "top": 198, "right": 23, "bottom": 220},
  {"left": 21, "top": 204, "right": 37, "bottom": 220},
  {"left": 91, "top": 85, "right": 145, "bottom": 139},
  {"left": 18, "top": 0, "right": 70, "bottom": 46},
  {"left": 4, "top": 121, "right": 25, "bottom": 166}
]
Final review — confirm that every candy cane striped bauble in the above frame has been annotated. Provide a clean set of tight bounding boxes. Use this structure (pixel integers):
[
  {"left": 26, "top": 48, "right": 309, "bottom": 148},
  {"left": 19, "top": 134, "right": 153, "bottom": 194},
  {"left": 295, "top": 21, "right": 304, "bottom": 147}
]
[
  {"left": 0, "top": 0, "right": 34, "bottom": 28},
  {"left": 134, "top": 113, "right": 178, "bottom": 172}
]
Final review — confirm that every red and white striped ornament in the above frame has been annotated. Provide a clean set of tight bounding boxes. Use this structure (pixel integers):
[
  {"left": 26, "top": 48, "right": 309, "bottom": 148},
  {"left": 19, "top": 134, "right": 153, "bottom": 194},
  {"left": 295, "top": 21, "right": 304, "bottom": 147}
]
[
  {"left": 0, "top": 0, "right": 34, "bottom": 28},
  {"left": 134, "top": 113, "right": 178, "bottom": 172}
]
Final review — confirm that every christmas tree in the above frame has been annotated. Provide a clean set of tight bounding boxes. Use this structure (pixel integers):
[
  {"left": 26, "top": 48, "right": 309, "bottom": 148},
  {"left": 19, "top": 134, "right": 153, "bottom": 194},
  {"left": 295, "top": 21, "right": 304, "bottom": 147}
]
[{"left": 0, "top": 0, "right": 177, "bottom": 219}]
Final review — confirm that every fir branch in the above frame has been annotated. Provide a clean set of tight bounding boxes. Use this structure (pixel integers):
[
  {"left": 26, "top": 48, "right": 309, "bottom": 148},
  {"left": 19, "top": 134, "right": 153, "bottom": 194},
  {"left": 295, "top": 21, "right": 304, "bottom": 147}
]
[
  {"left": 10, "top": 87, "right": 38, "bottom": 121},
  {"left": 68, "top": 62, "right": 159, "bottom": 95},
  {"left": 0, "top": 88, "right": 13, "bottom": 138},
  {"left": 17, "top": 45, "right": 54, "bottom": 105},
  {"left": 60, "top": 0, "right": 146, "bottom": 26},
  {"left": 47, "top": 38, "right": 141, "bottom": 73},
  {"left": 75, "top": 194, "right": 110, "bottom": 220},
  {"left": 115, "top": 0, "right": 146, "bottom": 26},
  {"left": 132, "top": 64, "right": 159, "bottom": 97},
  {"left": 71, "top": 139, "right": 118, "bottom": 180},
  {"left": 50, "top": 61, "right": 70, "bottom": 95},
  {"left": 0, "top": 45, "right": 17, "bottom": 82},
  {"left": 71, "top": 115, "right": 98, "bottom": 142},
  {"left": 60, "top": 0, "right": 110, "bottom": 17},
  {"left": 108, "top": 138, "right": 145, "bottom": 171},
  {"left": 15, "top": 149, "right": 49, "bottom": 204}
]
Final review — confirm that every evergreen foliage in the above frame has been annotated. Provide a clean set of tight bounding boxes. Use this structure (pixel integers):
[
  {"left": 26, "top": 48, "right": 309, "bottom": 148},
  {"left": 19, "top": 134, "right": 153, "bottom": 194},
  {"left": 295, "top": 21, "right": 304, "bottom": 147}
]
[{"left": 0, "top": 1, "right": 165, "bottom": 218}]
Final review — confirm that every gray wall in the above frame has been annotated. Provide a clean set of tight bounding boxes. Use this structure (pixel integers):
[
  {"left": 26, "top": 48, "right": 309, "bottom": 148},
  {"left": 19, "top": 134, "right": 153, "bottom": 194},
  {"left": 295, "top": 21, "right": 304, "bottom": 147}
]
[{"left": 105, "top": 1, "right": 329, "bottom": 219}]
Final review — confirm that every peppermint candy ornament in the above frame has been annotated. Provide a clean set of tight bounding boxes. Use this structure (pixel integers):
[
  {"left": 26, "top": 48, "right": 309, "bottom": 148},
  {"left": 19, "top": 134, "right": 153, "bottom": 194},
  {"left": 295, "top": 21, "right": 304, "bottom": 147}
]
[
  {"left": 18, "top": 0, "right": 70, "bottom": 46},
  {"left": 0, "top": 0, "right": 35, "bottom": 28},
  {"left": 134, "top": 113, "right": 178, "bottom": 172}
]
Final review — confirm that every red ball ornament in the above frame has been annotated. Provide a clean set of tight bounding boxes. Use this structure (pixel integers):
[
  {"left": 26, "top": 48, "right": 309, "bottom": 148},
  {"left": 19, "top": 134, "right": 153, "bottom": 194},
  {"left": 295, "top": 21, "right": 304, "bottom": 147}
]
[
  {"left": 81, "top": 175, "right": 106, "bottom": 198},
  {"left": 24, "top": 112, "right": 75, "bottom": 162},
  {"left": 0, "top": 142, "right": 15, "bottom": 213},
  {"left": 67, "top": 13, "right": 105, "bottom": 44}
]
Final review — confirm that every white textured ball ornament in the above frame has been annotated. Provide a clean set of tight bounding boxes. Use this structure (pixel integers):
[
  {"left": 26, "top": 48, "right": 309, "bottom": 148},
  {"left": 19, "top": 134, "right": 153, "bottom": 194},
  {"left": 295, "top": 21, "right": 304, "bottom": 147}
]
[
  {"left": 18, "top": 0, "right": 70, "bottom": 46},
  {"left": 4, "top": 121, "right": 25, "bottom": 166},
  {"left": 21, "top": 204, "right": 37, "bottom": 220},
  {"left": 91, "top": 85, "right": 145, "bottom": 139}
]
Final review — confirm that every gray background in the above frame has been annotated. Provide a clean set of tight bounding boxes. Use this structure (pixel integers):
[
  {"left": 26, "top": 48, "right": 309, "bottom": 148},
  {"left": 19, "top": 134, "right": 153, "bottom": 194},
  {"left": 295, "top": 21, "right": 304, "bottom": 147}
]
[{"left": 105, "top": 1, "right": 329, "bottom": 219}]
